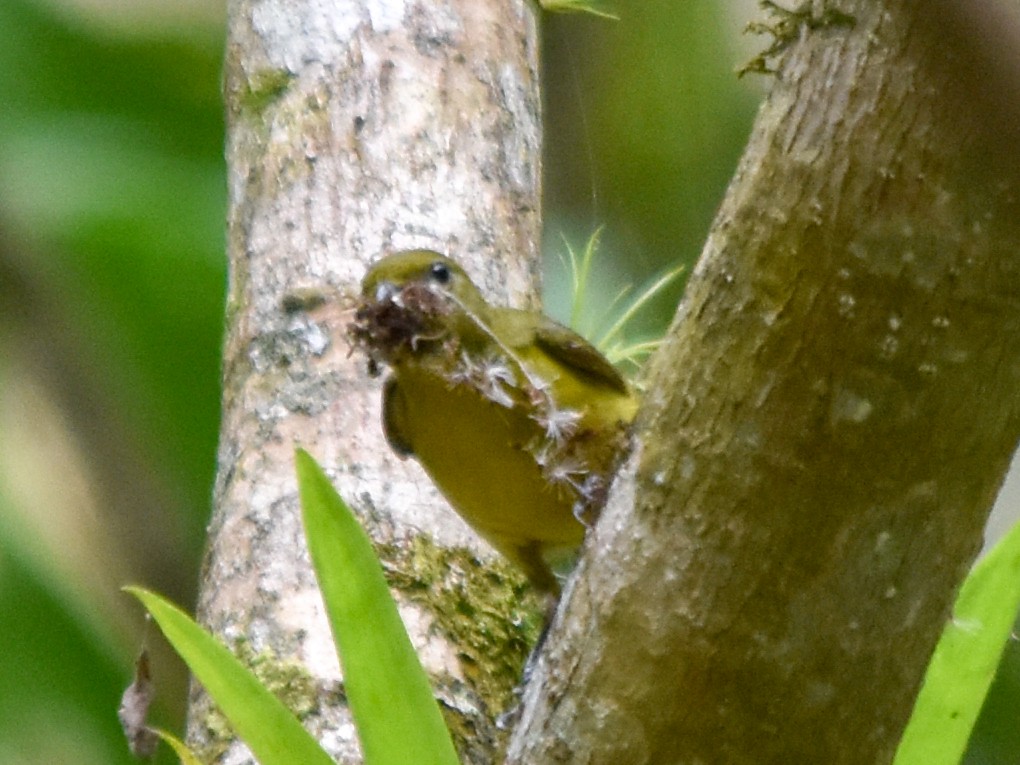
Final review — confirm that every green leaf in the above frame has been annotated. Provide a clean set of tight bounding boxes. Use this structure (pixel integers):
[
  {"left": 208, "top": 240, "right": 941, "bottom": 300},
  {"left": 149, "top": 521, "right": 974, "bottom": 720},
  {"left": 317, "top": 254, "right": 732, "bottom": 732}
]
[
  {"left": 557, "top": 228, "right": 684, "bottom": 371},
  {"left": 894, "top": 520, "right": 1020, "bottom": 765},
  {"left": 154, "top": 729, "right": 205, "bottom": 765},
  {"left": 126, "top": 587, "right": 334, "bottom": 765},
  {"left": 539, "top": 0, "right": 619, "bottom": 20},
  {"left": 295, "top": 449, "right": 460, "bottom": 765}
]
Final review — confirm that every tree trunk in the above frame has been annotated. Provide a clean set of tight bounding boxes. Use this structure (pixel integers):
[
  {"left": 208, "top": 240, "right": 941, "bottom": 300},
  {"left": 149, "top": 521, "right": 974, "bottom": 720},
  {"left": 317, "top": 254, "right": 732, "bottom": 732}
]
[
  {"left": 191, "top": 1, "right": 542, "bottom": 762},
  {"left": 509, "top": 1, "right": 1020, "bottom": 763}
]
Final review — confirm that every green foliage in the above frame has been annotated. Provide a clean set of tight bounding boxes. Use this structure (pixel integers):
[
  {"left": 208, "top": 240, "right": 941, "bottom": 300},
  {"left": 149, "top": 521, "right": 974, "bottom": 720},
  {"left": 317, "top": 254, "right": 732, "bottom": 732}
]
[
  {"left": 156, "top": 730, "right": 204, "bottom": 765},
  {"left": 556, "top": 228, "right": 684, "bottom": 371},
  {"left": 127, "top": 454, "right": 462, "bottom": 764},
  {"left": 296, "top": 449, "right": 461, "bottom": 765},
  {"left": 128, "top": 588, "right": 335, "bottom": 765},
  {"left": 541, "top": 0, "right": 758, "bottom": 344},
  {"left": 0, "top": 1, "right": 224, "bottom": 761},
  {"left": 895, "top": 520, "right": 1020, "bottom": 765},
  {"left": 380, "top": 533, "right": 541, "bottom": 716},
  {"left": 0, "top": 501, "right": 139, "bottom": 764},
  {"left": 0, "top": 0, "right": 225, "bottom": 514}
]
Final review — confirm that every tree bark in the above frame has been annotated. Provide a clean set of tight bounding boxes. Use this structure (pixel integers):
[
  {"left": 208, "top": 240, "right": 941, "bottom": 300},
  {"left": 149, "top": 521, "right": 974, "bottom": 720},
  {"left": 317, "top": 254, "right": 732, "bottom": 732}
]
[
  {"left": 192, "top": 1, "right": 542, "bottom": 762},
  {"left": 509, "top": 1, "right": 1020, "bottom": 763}
]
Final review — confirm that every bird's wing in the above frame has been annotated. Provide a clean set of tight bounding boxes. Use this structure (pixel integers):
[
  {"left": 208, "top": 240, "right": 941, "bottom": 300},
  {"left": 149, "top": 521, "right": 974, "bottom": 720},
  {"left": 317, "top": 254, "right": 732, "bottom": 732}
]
[
  {"left": 382, "top": 376, "right": 414, "bottom": 456},
  {"left": 532, "top": 316, "right": 630, "bottom": 394}
]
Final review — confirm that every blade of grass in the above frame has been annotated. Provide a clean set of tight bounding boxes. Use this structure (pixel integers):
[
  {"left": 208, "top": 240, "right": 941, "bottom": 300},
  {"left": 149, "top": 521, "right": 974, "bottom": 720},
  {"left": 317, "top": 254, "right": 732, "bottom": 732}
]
[
  {"left": 604, "top": 338, "right": 665, "bottom": 367},
  {"left": 596, "top": 263, "right": 685, "bottom": 351},
  {"left": 564, "top": 226, "right": 603, "bottom": 332},
  {"left": 127, "top": 587, "right": 334, "bottom": 765},
  {"left": 894, "top": 519, "right": 1020, "bottom": 765},
  {"left": 295, "top": 449, "right": 460, "bottom": 765},
  {"left": 155, "top": 729, "right": 205, "bottom": 765},
  {"left": 539, "top": 0, "right": 619, "bottom": 20}
]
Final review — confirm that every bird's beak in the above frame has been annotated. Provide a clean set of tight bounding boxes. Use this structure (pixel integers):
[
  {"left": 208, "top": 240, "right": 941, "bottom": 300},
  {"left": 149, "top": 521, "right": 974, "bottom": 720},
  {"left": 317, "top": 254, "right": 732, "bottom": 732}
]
[{"left": 374, "top": 281, "right": 399, "bottom": 303}]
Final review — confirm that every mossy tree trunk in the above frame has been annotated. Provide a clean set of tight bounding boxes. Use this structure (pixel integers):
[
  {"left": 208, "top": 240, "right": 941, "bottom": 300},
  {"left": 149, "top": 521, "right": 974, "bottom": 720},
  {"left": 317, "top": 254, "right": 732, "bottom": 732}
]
[
  {"left": 509, "top": 1, "right": 1020, "bottom": 763},
  {"left": 192, "top": 1, "right": 542, "bottom": 762}
]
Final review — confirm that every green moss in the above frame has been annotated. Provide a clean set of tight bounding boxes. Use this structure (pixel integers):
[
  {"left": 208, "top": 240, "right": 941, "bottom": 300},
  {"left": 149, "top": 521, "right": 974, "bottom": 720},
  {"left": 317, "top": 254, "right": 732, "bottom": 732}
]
[
  {"left": 190, "top": 684, "right": 234, "bottom": 765},
  {"left": 740, "top": 0, "right": 856, "bottom": 77},
  {"left": 379, "top": 535, "right": 544, "bottom": 715},
  {"left": 192, "top": 719, "right": 231, "bottom": 764},
  {"left": 190, "top": 538, "right": 544, "bottom": 761},
  {"left": 239, "top": 642, "right": 324, "bottom": 718},
  {"left": 240, "top": 69, "right": 294, "bottom": 115},
  {"left": 190, "top": 638, "right": 327, "bottom": 763}
]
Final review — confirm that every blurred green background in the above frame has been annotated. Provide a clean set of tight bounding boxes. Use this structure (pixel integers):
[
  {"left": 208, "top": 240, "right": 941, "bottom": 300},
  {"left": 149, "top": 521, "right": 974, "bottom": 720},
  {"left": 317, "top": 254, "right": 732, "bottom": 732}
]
[{"left": 0, "top": 0, "right": 1016, "bottom": 763}]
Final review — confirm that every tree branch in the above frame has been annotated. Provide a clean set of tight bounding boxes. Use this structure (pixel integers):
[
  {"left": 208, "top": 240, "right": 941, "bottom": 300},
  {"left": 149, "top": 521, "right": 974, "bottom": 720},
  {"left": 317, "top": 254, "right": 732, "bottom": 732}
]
[{"left": 509, "top": 1, "right": 1020, "bottom": 762}]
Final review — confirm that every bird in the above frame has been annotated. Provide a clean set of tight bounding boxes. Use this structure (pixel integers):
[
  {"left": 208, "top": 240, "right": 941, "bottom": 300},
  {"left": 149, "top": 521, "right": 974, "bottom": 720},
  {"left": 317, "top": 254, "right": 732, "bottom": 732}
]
[{"left": 349, "top": 250, "right": 637, "bottom": 595}]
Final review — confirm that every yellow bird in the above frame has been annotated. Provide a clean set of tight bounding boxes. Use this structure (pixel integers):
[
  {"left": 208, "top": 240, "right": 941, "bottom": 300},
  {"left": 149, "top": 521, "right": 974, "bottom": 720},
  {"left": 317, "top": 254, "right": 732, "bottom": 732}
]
[{"left": 349, "top": 250, "right": 637, "bottom": 595}]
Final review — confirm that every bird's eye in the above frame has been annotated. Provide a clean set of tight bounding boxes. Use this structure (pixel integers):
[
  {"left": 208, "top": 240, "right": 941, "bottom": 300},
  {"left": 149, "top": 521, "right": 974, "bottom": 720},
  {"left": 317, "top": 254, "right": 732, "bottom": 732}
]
[{"left": 429, "top": 261, "right": 451, "bottom": 284}]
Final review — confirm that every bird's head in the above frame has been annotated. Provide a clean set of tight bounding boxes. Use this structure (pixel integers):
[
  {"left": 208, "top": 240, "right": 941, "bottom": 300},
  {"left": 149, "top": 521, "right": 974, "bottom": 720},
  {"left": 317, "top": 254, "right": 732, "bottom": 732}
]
[
  {"left": 350, "top": 250, "right": 490, "bottom": 369},
  {"left": 361, "top": 250, "right": 487, "bottom": 313}
]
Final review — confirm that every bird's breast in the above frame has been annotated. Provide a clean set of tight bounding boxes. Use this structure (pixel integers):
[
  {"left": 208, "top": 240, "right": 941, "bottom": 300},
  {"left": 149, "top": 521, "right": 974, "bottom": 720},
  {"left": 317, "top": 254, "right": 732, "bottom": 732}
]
[{"left": 388, "top": 361, "right": 587, "bottom": 549}]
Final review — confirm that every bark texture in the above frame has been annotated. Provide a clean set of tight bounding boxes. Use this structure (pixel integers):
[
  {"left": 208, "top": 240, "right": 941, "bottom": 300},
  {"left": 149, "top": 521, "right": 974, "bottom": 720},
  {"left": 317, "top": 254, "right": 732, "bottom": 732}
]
[
  {"left": 193, "top": 1, "right": 542, "bottom": 762},
  {"left": 509, "top": 2, "right": 1020, "bottom": 763}
]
